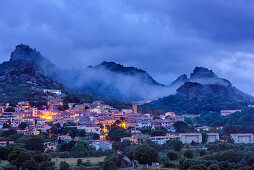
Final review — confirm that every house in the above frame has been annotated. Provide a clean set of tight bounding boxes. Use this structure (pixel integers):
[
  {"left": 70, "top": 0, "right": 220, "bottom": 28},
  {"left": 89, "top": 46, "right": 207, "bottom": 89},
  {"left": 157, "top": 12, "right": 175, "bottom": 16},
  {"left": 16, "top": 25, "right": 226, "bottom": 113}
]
[
  {"left": 231, "top": 133, "right": 254, "bottom": 144},
  {"left": 27, "top": 130, "right": 40, "bottom": 135},
  {"left": 0, "top": 141, "right": 14, "bottom": 146},
  {"left": 77, "top": 125, "right": 100, "bottom": 134},
  {"left": 221, "top": 110, "right": 241, "bottom": 116},
  {"left": 207, "top": 133, "right": 219, "bottom": 144},
  {"left": 57, "top": 135, "right": 72, "bottom": 143},
  {"left": 121, "top": 137, "right": 138, "bottom": 143},
  {"left": 150, "top": 135, "right": 179, "bottom": 145},
  {"left": 196, "top": 126, "right": 211, "bottom": 132},
  {"left": 179, "top": 133, "right": 202, "bottom": 144},
  {"left": 165, "top": 112, "right": 175, "bottom": 117},
  {"left": 90, "top": 140, "right": 112, "bottom": 150},
  {"left": 44, "top": 142, "right": 57, "bottom": 152},
  {"left": 170, "top": 116, "right": 184, "bottom": 122}
]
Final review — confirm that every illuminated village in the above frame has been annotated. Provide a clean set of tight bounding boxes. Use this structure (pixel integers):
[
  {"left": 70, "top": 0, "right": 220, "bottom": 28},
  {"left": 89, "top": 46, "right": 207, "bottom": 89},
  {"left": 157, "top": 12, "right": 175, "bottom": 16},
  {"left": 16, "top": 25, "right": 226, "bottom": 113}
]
[{"left": 1, "top": 89, "right": 253, "bottom": 153}]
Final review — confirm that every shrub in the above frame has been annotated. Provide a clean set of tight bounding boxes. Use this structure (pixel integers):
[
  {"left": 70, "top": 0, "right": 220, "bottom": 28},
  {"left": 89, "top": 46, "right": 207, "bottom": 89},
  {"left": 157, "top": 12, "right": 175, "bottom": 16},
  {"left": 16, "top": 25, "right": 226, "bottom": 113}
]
[
  {"left": 200, "top": 149, "right": 206, "bottom": 156},
  {"left": 184, "top": 149, "right": 194, "bottom": 159},
  {"left": 60, "top": 161, "right": 69, "bottom": 170},
  {"left": 167, "top": 151, "right": 178, "bottom": 160},
  {"left": 208, "top": 164, "right": 220, "bottom": 170}
]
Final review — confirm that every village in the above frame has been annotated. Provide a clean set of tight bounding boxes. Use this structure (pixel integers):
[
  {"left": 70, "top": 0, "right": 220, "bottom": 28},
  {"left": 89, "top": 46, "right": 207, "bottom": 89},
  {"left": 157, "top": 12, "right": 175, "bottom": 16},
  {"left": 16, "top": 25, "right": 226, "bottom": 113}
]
[{"left": 0, "top": 89, "right": 253, "bottom": 153}]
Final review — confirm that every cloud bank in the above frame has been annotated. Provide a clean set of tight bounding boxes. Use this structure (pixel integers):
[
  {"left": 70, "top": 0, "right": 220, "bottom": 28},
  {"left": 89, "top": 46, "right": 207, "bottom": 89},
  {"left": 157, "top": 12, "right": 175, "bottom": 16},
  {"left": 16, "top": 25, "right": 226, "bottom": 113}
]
[{"left": 0, "top": 0, "right": 254, "bottom": 94}]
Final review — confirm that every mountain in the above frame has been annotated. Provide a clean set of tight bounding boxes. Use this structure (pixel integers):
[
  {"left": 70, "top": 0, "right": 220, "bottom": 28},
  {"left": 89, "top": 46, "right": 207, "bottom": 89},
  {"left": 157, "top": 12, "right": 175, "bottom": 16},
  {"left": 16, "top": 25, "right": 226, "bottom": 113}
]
[
  {"left": 177, "top": 67, "right": 254, "bottom": 102},
  {"left": 140, "top": 67, "right": 254, "bottom": 114},
  {"left": 1, "top": 44, "right": 253, "bottom": 107},
  {"left": 0, "top": 44, "right": 172, "bottom": 104},
  {"left": 66, "top": 61, "right": 171, "bottom": 101},
  {"left": 0, "top": 44, "right": 64, "bottom": 104},
  {"left": 170, "top": 74, "right": 189, "bottom": 87},
  {"left": 93, "top": 61, "right": 163, "bottom": 86}
]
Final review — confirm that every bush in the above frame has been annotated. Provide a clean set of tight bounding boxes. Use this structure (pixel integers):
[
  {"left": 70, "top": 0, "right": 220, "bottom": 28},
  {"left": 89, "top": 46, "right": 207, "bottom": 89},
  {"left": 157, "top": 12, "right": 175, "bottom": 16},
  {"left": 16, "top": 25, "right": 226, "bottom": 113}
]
[
  {"left": 167, "top": 151, "right": 178, "bottom": 160},
  {"left": 184, "top": 149, "right": 194, "bottom": 159},
  {"left": 189, "top": 164, "right": 207, "bottom": 170},
  {"left": 59, "top": 152, "right": 70, "bottom": 158},
  {"left": 4, "top": 164, "right": 17, "bottom": 170},
  {"left": 208, "top": 164, "right": 220, "bottom": 170},
  {"left": 200, "top": 149, "right": 206, "bottom": 156},
  {"left": 60, "top": 161, "right": 69, "bottom": 170}
]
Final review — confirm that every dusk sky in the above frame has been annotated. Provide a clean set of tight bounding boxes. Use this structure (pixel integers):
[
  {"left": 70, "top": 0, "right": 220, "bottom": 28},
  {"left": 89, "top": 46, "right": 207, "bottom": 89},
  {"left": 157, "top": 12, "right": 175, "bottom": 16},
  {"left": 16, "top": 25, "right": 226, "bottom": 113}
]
[{"left": 0, "top": 0, "right": 254, "bottom": 94}]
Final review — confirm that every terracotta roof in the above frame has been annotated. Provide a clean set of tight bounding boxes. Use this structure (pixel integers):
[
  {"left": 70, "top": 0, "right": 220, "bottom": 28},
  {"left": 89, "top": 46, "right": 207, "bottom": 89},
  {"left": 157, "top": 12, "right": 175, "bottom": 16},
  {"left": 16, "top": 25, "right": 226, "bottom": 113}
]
[
  {"left": 232, "top": 133, "right": 253, "bottom": 136},
  {"left": 207, "top": 133, "right": 219, "bottom": 135},
  {"left": 180, "top": 133, "right": 201, "bottom": 136}
]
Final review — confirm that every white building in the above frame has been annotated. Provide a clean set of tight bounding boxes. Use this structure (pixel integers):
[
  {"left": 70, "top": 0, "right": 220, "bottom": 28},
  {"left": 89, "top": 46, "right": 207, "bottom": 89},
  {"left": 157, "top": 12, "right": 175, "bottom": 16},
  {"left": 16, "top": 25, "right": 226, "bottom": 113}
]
[
  {"left": 0, "top": 141, "right": 14, "bottom": 147},
  {"left": 57, "top": 135, "right": 72, "bottom": 143},
  {"left": 179, "top": 133, "right": 202, "bottom": 144},
  {"left": 90, "top": 140, "right": 112, "bottom": 150},
  {"left": 231, "top": 133, "right": 254, "bottom": 144},
  {"left": 221, "top": 110, "right": 241, "bottom": 116},
  {"left": 207, "top": 133, "right": 219, "bottom": 144},
  {"left": 150, "top": 135, "right": 179, "bottom": 145},
  {"left": 77, "top": 125, "right": 100, "bottom": 134}
]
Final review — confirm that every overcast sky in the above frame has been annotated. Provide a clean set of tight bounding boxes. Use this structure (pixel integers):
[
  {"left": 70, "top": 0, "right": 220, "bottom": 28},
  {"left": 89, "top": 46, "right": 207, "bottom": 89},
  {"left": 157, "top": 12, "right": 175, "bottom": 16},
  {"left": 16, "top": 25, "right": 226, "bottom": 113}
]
[{"left": 0, "top": 0, "right": 254, "bottom": 95}]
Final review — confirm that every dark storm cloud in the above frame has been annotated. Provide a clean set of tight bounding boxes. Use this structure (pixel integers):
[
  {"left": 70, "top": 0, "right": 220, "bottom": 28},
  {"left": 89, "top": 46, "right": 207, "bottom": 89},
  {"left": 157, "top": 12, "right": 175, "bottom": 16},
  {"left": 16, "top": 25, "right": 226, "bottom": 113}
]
[{"left": 0, "top": 0, "right": 254, "bottom": 94}]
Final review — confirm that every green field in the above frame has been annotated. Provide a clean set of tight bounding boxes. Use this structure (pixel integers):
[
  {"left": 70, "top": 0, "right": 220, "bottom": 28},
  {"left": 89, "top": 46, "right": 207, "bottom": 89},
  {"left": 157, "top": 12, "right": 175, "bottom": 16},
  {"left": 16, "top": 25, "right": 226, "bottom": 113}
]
[{"left": 52, "top": 156, "right": 106, "bottom": 168}]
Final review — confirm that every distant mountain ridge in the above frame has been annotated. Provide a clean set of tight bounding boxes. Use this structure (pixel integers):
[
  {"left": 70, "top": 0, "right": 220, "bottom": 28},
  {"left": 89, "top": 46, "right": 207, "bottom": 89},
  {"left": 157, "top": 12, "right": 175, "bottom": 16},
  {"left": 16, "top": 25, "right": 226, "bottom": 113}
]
[
  {"left": 92, "top": 61, "right": 163, "bottom": 86},
  {"left": 0, "top": 44, "right": 253, "bottom": 105},
  {"left": 175, "top": 67, "right": 253, "bottom": 102}
]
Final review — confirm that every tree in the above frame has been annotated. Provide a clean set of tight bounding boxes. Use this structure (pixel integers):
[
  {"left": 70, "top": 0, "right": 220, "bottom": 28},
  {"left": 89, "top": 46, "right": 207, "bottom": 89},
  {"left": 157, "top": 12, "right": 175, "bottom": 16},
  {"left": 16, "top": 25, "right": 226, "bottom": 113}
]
[
  {"left": 184, "top": 149, "right": 194, "bottom": 159},
  {"left": 103, "top": 154, "right": 123, "bottom": 170},
  {"left": 40, "top": 160, "right": 55, "bottom": 170},
  {"left": 189, "top": 164, "right": 207, "bottom": 170},
  {"left": 200, "top": 149, "right": 206, "bottom": 156},
  {"left": 92, "top": 133, "right": 100, "bottom": 140},
  {"left": 18, "top": 122, "right": 28, "bottom": 130},
  {"left": 1, "top": 129, "right": 17, "bottom": 138},
  {"left": 167, "top": 151, "right": 178, "bottom": 160},
  {"left": 4, "top": 107, "right": 15, "bottom": 112},
  {"left": 77, "top": 159, "right": 83, "bottom": 166},
  {"left": 78, "top": 130, "right": 86, "bottom": 137},
  {"left": 179, "top": 158, "right": 193, "bottom": 170},
  {"left": 34, "top": 153, "right": 51, "bottom": 163},
  {"left": 202, "top": 132, "right": 208, "bottom": 144},
  {"left": 8, "top": 148, "right": 31, "bottom": 169},
  {"left": 113, "top": 140, "right": 132, "bottom": 151},
  {"left": 133, "top": 144, "right": 158, "bottom": 165},
  {"left": 17, "top": 135, "right": 45, "bottom": 152},
  {"left": 60, "top": 161, "right": 70, "bottom": 170},
  {"left": 165, "top": 140, "right": 183, "bottom": 152},
  {"left": 3, "top": 164, "right": 17, "bottom": 170},
  {"left": 3, "top": 121, "right": 11, "bottom": 128},
  {"left": 208, "top": 164, "right": 220, "bottom": 170},
  {"left": 23, "top": 159, "right": 37, "bottom": 170},
  {"left": 107, "top": 126, "right": 131, "bottom": 141},
  {"left": 173, "top": 121, "right": 190, "bottom": 133},
  {"left": 151, "top": 130, "right": 166, "bottom": 137}
]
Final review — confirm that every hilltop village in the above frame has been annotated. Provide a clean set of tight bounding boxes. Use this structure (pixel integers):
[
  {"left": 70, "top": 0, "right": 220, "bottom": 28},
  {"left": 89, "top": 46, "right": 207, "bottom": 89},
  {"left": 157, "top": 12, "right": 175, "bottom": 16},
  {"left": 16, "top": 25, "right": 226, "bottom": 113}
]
[{"left": 1, "top": 89, "right": 254, "bottom": 169}]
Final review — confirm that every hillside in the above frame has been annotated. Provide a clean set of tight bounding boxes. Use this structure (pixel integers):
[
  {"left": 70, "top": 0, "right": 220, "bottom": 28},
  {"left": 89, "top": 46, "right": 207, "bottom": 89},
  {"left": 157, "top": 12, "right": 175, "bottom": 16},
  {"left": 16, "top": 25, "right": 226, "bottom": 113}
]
[
  {"left": 140, "top": 67, "right": 254, "bottom": 114},
  {"left": 0, "top": 44, "right": 64, "bottom": 105}
]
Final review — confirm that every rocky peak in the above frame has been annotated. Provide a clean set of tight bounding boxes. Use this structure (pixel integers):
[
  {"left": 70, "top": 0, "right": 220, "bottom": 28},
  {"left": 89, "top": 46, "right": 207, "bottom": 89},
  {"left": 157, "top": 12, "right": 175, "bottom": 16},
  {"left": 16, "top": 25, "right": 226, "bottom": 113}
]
[
  {"left": 10, "top": 44, "right": 41, "bottom": 62},
  {"left": 93, "top": 61, "right": 162, "bottom": 86},
  {"left": 171, "top": 74, "right": 189, "bottom": 86},
  {"left": 189, "top": 66, "right": 231, "bottom": 86},
  {"left": 190, "top": 67, "right": 218, "bottom": 79},
  {"left": 96, "top": 61, "right": 146, "bottom": 74}
]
